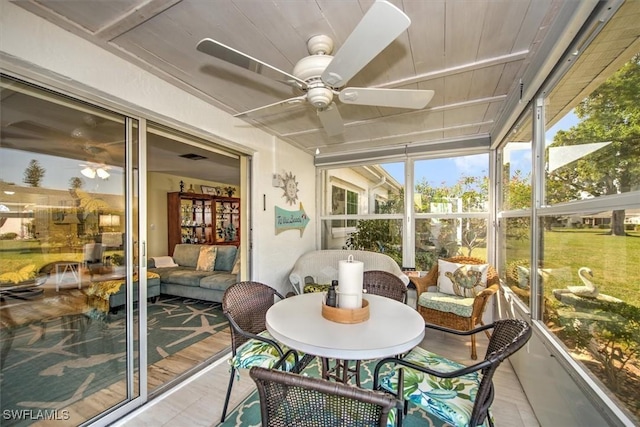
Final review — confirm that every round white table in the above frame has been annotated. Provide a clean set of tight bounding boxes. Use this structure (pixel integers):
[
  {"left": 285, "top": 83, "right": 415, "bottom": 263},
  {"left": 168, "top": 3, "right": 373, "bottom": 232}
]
[{"left": 266, "top": 292, "right": 425, "bottom": 361}]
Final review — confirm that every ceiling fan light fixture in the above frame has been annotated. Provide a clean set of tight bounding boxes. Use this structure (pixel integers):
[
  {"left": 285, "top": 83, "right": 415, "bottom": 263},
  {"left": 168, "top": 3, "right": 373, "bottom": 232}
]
[
  {"left": 81, "top": 167, "right": 96, "bottom": 179},
  {"left": 96, "top": 167, "right": 110, "bottom": 179},
  {"left": 307, "top": 87, "right": 333, "bottom": 109}
]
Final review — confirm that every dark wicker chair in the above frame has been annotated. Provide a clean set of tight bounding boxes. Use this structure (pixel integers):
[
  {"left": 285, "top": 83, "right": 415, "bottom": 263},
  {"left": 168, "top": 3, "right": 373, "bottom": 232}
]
[
  {"left": 220, "top": 281, "right": 300, "bottom": 422},
  {"left": 374, "top": 319, "right": 532, "bottom": 427},
  {"left": 410, "top": 256, "right": 499, "bottom": 359},
  {"left": 363, "top": 270, "right": 408, "bottom": 303},
  {"left": 250, "top": 366, "right": 398, "bottom": 427}
]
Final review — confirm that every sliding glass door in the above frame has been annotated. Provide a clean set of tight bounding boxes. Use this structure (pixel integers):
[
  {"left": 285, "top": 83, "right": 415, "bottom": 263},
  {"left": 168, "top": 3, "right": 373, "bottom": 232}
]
[{"left": 0, "top": 75, "right": 143, "bottom": 425}]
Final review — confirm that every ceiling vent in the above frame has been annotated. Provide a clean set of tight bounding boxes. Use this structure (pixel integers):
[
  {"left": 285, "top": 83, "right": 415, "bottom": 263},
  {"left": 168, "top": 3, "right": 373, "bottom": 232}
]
[{"left": 180, "top": 153, "right": 207, "bottom": 160}]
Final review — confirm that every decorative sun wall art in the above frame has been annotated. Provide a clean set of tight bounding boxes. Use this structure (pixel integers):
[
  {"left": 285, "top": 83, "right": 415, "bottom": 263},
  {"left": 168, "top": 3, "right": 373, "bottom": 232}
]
[{"left": 279, "top": 171, "right": 299, "bottom": 205}]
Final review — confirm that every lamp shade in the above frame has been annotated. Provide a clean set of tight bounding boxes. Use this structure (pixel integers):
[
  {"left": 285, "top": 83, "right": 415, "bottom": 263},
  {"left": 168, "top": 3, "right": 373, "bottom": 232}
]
[
  {"left": 96, "top": 167, "right": 110, "bottom": 179},
  {"left": 81, "top": 167, "right": 96, "bottom": 179},
  {"left": 99, "top": 214, "right": 120, "bottom": 227},
  {"left": 61, "top": 213, "right": 80, "bottom": 224}
]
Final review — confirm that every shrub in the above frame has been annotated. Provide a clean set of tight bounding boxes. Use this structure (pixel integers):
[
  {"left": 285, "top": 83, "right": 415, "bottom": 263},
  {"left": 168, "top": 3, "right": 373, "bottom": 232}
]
[{"left": 0, "top": 232, "right": 18, "bottom": 240}]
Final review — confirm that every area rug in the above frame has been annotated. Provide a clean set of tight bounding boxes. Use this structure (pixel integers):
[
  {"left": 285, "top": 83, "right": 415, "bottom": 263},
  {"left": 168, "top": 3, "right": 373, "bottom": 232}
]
[
  {"left": 218, "top": 357, "right": 448, "bottom": 427},
  {"left": 0, "top": 295, "right": 228, "bottom": 425}
]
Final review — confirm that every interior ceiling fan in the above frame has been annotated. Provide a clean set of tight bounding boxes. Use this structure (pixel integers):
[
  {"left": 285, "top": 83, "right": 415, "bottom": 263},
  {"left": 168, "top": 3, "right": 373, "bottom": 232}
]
[
  {"left": 196, "top": 0, "right": 434, "bottom": 136},
  {"left": 4, "top": 118, "right": 122, "bottom": 162}
]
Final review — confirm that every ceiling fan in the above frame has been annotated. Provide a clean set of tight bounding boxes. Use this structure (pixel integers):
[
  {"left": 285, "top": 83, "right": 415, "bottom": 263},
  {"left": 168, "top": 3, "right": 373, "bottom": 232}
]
[
  {"left": 196, "top": 0, "right": 434, "bottom": 136},
  {"left": 79, "top": 162, "right": 112, "bottom": 179}
]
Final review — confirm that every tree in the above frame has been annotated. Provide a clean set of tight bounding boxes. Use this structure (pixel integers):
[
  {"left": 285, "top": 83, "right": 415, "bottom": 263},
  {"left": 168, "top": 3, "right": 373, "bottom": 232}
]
[
  {"left": 547, "top": 55, "right": 640, "bottom": 236},
  {"left": 344, "top": 194, "right": 403, "bottom": 266},
  {"left": 415, "top": 175, "right": 489, "bottom": 257},
  {"left": 22, "top": 159, "right": 45, "bottom": 187},
  {"left": 69, "top": 177, "right": 83, "bottom": 189}
]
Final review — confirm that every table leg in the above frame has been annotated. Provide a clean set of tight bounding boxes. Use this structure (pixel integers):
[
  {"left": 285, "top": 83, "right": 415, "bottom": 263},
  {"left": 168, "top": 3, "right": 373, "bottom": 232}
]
[
  {"left": 55, "top": 263, "right": 81, "bottom": 292},
  {"left": 321, "top": 358, "right": 362, "bottom": 386}
]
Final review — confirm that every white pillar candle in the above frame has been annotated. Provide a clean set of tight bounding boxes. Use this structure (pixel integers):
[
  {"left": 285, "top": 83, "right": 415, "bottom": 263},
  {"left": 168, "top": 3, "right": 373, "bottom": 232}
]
[{"left": 338, "top": 255, "right": 363, "bottom": 309}]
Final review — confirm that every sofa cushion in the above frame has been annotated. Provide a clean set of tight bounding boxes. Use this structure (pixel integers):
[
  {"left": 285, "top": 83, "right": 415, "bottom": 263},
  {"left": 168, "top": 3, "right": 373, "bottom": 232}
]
[
  {"left": 149, "top": 266, "right": 211, "bottom": 287},
  {"left": 172, "top": 244, "right": 202, "bottom": 268},
  {"left": 418, "top": 291, "right": 474, "bottom": 318},
  {"left": 199, "top": 272, "right": 238, "bottom": 291},
  {"left": 214, "top": 245, "right": 238, "bottom": 271}
]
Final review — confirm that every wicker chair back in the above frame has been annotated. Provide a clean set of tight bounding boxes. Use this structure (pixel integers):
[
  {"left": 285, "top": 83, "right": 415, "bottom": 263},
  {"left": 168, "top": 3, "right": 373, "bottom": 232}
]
[
  {"left": 222, "top": 281, "right": 284, "bottom": 354},
  {"left": 250, "top": 366, "right": 396, "bottom": 427},
  {"left": 363, "top": 270, "right": 407, "bottom": 303}
]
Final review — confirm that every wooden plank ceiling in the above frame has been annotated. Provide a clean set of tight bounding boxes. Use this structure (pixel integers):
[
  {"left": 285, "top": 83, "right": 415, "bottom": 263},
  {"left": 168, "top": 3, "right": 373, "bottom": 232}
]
[{"left": 10, "top": 0, "right": 637, "bottom": 159}]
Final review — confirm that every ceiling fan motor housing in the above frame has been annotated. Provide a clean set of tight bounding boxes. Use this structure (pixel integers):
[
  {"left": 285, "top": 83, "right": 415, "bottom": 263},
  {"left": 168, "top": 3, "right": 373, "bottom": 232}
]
[{"left": 293, "top": 54, "right": 336, "bottom": 108}]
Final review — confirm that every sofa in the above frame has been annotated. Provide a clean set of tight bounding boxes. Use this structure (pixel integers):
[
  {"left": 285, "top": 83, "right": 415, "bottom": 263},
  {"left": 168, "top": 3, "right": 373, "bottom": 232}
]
[
  {"left": 86, "top": 271, "right": 161, "bottom": 313},
  {"left": 148, "top": 244, "right": 239, "bottom": 303},
  {"left": 288, "top": 249, "right": 409, "bottom": 295}
]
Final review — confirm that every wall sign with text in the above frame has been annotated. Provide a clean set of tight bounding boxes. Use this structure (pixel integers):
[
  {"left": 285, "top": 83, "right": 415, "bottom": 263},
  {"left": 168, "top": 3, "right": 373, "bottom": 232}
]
[{"left": 275, "top": 203, "right": 310, "bottom": 236}]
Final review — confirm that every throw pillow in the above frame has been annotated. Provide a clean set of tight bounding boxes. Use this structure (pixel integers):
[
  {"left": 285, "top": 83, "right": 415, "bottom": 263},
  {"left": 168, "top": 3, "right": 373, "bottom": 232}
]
[
  {"left": 231, "top": 251, "right": 240, "bottom": 275},
  {"left": 196, "top": 246, "right": 217, "bottom": 271},
  {"left": 437, "top": 259, "right": 489, "bottom": 297}
]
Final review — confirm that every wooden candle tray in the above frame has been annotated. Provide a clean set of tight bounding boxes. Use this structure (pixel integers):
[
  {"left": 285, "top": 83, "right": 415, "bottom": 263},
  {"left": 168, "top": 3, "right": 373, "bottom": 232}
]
[{"left": 321, "top": 299, "right": 369, "bottom": 324}]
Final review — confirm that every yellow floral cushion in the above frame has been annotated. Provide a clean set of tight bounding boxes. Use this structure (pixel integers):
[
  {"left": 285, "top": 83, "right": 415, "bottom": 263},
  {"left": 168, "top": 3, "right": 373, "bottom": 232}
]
[{"left": 303, "top": 283, "right": 331, "bottom": 293}]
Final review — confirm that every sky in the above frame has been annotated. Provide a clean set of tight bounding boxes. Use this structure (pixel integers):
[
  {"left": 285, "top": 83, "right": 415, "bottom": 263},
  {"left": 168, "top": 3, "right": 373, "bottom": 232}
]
[
  {"left": 0, "top": 148, "right": 124, "bottom": 195},
  {"left": 383, "top": 110, "right": 581, "bottom": 187}
]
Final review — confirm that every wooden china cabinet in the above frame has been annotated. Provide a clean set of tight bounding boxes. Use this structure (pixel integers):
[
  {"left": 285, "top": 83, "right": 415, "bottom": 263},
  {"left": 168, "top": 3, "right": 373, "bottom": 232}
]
[{"left": 167, "top": 192, "right": 240, "bottom": 254}]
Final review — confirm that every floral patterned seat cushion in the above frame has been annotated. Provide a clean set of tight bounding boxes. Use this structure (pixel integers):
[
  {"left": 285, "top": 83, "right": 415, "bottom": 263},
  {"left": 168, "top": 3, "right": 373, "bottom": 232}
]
[
  {"left": 230, "top": 330, "right": 298, "bottom": 371},
  {"left": 378, "top": 346, "right": 490, "bottom": 427},
  {"left": 303, "top": 283, "right": 331, "bottom": 293},
  {"left": 417, "top": 291, "right": 474, "bottom": 318}
]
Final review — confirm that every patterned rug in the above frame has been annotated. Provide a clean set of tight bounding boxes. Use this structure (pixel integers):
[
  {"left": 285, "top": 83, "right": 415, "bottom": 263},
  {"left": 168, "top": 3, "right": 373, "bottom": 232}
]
[
  {"left": 0, "top": 295, "right": 228, "bottom": 426},
  {"left": 218, "top": 357, "right": 448, "bottom": 427}
]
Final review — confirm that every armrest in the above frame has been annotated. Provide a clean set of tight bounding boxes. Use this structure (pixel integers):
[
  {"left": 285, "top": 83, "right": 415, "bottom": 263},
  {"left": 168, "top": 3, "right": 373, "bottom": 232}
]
[
  {"left": 471, "top": 283, "right": 499, "bottom": 318},
  {"left": 288, "top": 272, "right": 304, "bottom": 295},
  {"left": 425, "top": 321, "right": 495, "bottom": 336},
  {"left": 410, "top": 267, "right": 438, "bottom": 296},
  {"left": 374, "top": 354, "right": 493, "bottom": 385}
]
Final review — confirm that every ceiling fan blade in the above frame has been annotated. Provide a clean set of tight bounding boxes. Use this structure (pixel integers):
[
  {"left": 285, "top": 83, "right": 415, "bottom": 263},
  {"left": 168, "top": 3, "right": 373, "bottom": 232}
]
[
  {"left": 197, "top": 38, "right": 308, "bottom": 89},
  {"left": 321, "top": 1, "right": 410, "bottom": 87},
  {"left": 234, "top": 95, "right": 307, "bottom": 118},
  {"left": 317, "top": 103, "right": 344, "bottom": 136},
  {"left": 6, "top": 121, "right": 71, "bottom": 140},
  {"left": 339, "top": 88, "right": 434, "bottom": 109}
]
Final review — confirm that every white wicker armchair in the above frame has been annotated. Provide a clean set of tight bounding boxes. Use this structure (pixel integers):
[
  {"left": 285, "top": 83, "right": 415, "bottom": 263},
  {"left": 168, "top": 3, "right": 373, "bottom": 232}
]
[{"left": 288, "top": 250, "right": 409, "bottom": 295}]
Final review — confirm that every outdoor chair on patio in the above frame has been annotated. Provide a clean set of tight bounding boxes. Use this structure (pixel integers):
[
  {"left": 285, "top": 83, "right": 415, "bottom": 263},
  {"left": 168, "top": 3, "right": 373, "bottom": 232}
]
[
  {"left": 373, "top": 319, "right": 532, "bottom": 427},
  {"left": 363, "top": 270, "right": 408, "bottom": 303},
  {"left": 250, "top": 366, "right": 398, "bottom": 427},
  {"left": 411, "top": 256, "right": 499, "bottom": 359},
  {"left": 220, "top": 281, "right": 302, "bottom": 422}
]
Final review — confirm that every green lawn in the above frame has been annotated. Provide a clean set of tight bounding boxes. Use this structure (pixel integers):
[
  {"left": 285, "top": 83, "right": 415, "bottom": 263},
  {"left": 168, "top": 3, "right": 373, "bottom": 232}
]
[
  {"left": 506, "top": 228, "right": 640, "bottom": 306},
  {"left": 0, "top": 241, "right": 121, "bottom": 279}
]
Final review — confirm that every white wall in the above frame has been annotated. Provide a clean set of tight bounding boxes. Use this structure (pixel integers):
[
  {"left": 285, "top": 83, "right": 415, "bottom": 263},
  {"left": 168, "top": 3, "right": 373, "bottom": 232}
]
[
  {"left": 255, "top": 138, "right": 317, "bottom": 295},
  {"left": 0, "top": 1, "right": 316, "bottom": 295}
]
